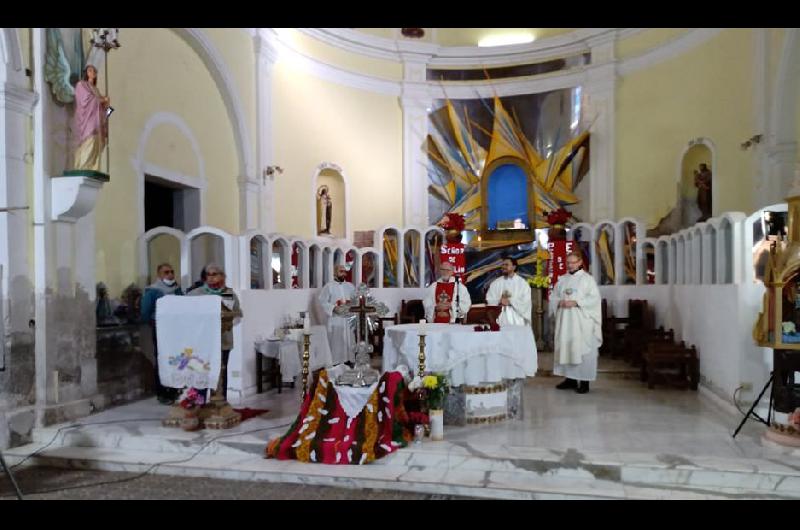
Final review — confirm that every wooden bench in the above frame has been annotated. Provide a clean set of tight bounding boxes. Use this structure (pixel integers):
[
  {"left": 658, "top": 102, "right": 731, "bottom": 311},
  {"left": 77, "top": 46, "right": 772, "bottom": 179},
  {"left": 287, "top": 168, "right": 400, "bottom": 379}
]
[{"left": 642, "top": 340, "right": 699, "bottom": 390}]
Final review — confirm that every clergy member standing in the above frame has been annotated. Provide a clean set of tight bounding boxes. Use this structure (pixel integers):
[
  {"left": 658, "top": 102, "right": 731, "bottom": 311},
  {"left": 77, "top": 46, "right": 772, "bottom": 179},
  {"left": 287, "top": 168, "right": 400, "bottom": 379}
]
[
  {"left": 423, "top": 261, "right": 471, "bottom": 323},
  {"left": 318, "top": 264, "right": 356, "bottom": 364},
  {"left": 550, "top": 251, "right": 602, "bottom": 394},
  {"left": 486, "top": 257, "right": 532, "bottom": 327}
]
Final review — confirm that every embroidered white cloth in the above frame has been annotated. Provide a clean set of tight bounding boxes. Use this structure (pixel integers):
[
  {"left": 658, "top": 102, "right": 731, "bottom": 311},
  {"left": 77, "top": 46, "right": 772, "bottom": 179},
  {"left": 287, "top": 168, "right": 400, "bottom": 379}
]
[
  {"left": 331, "top": 381, "right": 380, "bottom": 418},
  {"left": 382, "top": 323, "right": 537, "bottom": 386},
  {"left": 156, "top": 295, "right": 221, "bottom": 390}
]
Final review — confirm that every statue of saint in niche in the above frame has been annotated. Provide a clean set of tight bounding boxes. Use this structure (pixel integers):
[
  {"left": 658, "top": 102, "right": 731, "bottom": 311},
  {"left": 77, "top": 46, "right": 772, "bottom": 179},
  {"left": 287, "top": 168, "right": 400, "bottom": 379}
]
[
  {"left": 694, "top": 163, "right": 712, "bottom": 222},
  {"left": 317, "top": 185, "right": 333, "bottom": 235}
]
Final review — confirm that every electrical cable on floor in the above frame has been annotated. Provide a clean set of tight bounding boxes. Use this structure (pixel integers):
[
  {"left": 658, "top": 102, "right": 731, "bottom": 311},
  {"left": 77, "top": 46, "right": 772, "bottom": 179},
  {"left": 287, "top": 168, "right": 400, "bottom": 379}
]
[
  {"left": 733, "top": 386, "right": 747, "bottom": 417},
  {"left": 2, "top": 417, "right": 291, "bottom": 498},
  {"left": 0, "top": 448, "right": 24, "bottom": 500}
]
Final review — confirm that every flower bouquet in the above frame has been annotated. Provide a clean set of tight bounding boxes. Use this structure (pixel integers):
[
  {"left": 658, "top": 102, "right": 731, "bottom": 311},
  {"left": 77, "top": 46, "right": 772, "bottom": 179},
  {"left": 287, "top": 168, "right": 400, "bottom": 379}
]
[
  {"left": 526, "top": 259, "right": 551, "bottom": 289},
  {"left": 178, "top": 387, "right": 205, "bottom": 410}
]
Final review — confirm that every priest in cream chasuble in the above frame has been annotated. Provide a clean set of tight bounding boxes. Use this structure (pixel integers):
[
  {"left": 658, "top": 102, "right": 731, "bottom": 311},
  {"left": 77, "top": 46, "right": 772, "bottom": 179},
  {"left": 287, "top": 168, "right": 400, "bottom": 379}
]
[
  {"left": 486, "top": 257, "right": 532, "bottom": 327},
  {"left": 318, "top": 264, "right": 356, "bottom": 364},
  {"left": 423, "top": 261, "right": 471, "bottom": 323},
  {"left": 550, "top": 251, "right": 603, "bottom": 393}
]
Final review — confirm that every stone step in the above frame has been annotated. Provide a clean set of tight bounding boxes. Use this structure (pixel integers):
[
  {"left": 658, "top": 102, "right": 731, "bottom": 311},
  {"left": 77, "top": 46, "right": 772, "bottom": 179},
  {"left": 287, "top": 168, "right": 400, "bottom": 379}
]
[
  {"left": 8, "top": 429, "right": 800, "bottom": 499},
  {"left": 4, "top": 444, "right": 791, "bottom": 500}
]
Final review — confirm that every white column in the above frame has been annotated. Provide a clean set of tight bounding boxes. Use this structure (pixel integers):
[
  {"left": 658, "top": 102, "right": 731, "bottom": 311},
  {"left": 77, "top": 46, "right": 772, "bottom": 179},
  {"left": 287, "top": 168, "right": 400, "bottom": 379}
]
[
  {"left": 400, "top": 54, "right": 433, "bottom": 227},
  {"left": 584, "top": 37, "right": 617, "bottom": 223},
  {"left": 0, "top": 74, "right": 37, "bottom": 335},
  {"left": 255, "top": 33, "right": 278, "bottom": 232},
  {"left": 237, "top": 176, "right": 261, "bottom": 232},
  {"left": 31, "top": 28, "right": 51, "bottom": 410}
]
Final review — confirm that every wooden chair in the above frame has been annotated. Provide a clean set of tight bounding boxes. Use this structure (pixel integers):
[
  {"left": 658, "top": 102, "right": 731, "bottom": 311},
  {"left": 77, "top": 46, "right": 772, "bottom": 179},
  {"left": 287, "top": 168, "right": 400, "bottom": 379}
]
[
  {"left": 371, "top": 314, "right": 399, "bottom": 357},
  {"left": 601, "top": 299, "right": 627, "bottom": 357},
  {"left": 400, "top": 299, "right": 425, "bottom": 324},
  {"left": 621, "top": 299, "right": 653, "bottom": 366},
  {"left": 642, "top": 340, "right": 699, "bottom": 390}
]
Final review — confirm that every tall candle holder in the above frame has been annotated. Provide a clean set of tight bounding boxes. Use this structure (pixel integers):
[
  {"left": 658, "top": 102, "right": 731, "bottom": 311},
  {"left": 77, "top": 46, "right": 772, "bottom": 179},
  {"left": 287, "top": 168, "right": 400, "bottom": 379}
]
[{"left": 302, "top": 332, "right": 311, "bottom": 396}]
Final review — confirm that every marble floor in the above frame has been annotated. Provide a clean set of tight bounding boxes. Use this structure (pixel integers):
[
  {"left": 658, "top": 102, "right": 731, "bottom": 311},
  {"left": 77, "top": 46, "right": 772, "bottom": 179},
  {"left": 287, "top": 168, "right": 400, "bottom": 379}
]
[{"left": 5, "top": 356, "right": 800, "bottom": 500}]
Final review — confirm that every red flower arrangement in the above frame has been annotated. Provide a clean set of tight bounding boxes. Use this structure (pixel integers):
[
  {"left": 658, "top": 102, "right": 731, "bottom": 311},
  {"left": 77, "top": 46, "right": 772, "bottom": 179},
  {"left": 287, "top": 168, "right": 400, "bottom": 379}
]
[
  {"left": 178, "top": 387, "right": 205, "bottom": 410},
  {"left": 437, "top": 212, "right": 466, "bottom": 232},
  {"left": 545, "top": 208, "right": 572, "bottom": 227}
]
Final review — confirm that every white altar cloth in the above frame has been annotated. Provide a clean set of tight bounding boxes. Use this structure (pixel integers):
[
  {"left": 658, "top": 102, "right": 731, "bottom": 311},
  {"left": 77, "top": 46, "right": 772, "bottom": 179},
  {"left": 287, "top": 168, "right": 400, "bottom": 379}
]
[
  {"left": 382, "top": 323, "right": 537, "bottom": 386},
  {"left": 256, "top": 325, "right": 333, "bottom": 382}
]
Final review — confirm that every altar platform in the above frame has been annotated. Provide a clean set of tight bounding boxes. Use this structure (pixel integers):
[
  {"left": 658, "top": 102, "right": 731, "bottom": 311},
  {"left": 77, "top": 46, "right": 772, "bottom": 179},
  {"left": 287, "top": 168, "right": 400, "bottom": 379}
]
[{"left": 6, "top": 365, "right": 800, "bottom": 499}]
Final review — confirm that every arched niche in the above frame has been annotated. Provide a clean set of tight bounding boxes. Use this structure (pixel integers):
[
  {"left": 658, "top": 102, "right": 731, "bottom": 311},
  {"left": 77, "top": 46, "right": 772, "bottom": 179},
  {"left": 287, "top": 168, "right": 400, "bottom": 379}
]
[
  {"left": 703, "top": 224, "right": 717, "bottom": 284},
  {"left": 669, "top": 238, "right": 678, "bottom": 285},
  {"left": 481, "top": 158, "right": 535, "bottom": 240},
  {"left": 679, "top": 141, "right": 714, "bottom": 227},
  {"left": 190, "top": 232, "right": 225, "bottom": 286},
  {"left": 620, "top": 221, "right": 637, "bottom": 285},
  {"left": 424, "top": 229, "right": 444, "bottom": 287},
  {"left": 292, "top": 241, "right": 306, "bottom": 288},
  {"left": 248, "top": 235, "right": 269, "bottom": 289},
  {"left": 692, "top": 228, "right": 704, "bottom": 284},
  {"left": 147, "top": 233, "right": 182, "bottom": 285},
  {"left": 719, "top": 218, "right": 734, "bottom": 284},
  {"left": 345, "top": 249, "right": 358, "bottom": 284},
  {"left": 657, "top": 240, "right": 669, "bottom": 284},
  {"left": 569, "top": 224, "right": 594, "bottom": 273},
  {"left": 322, "top": 247, "right": 333, "bottom": 285},
  {"left": 308, "top": 245, "right": 321, "bottom": 288},
  {"left": 641, "top": 240, "right": 656, "bottom": 285},
  {"left": 334, "top": 248, "right": 345, "bottom": 267},
  {"left": 315, "top": 167, "right": 347, "bottom": 239},
  {"left": 272, "top": 239, "right": 288, "bottom": 289},
  {"left": 362, "top": 251, "right": 379, "bottom": 288},
  {"left": 676, "top": 236, "right": 686, "bottom": 285},
  {"left": 403, "top": 229, "right": 421, "bottom": 288},
  {"left": 382, "top": 228, "right": 400, "bottom": 287},
  {"left": 595, "top": 224, "right": 615, "bottom": 285}
]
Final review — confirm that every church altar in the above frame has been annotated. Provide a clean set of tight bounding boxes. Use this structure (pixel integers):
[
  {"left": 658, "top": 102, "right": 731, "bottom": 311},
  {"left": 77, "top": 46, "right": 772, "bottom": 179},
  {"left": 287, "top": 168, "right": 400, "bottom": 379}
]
[
  {"left": 383, "top": 323, "right": 537, "bottom": 426},
  {"left": 382, "top": 323, "right": 537, "bottom": 385},
  {"left": 266, "top": 368, "right": 412, "bottom": 464}
]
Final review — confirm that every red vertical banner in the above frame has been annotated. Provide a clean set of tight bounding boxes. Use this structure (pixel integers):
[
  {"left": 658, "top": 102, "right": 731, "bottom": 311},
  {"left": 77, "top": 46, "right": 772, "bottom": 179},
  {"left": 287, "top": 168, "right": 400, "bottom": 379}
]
[
  {"left": 440, "top": 242, "right": 466, "bottom": 280},
  {"left": 547, "top": 240, "right": 573, "bottom": 297}
]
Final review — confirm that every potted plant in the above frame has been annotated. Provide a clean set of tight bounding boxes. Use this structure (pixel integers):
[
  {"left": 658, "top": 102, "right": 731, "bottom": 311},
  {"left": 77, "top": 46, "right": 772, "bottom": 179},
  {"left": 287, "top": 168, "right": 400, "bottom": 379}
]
[{"left": 410, "top": 373, "right": 449, "bottom": 441}]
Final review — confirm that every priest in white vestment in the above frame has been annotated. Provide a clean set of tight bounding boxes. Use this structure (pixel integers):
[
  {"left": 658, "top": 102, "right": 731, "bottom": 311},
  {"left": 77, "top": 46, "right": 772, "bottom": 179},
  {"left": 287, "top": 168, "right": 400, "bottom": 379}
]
[
  {"left": 486, "top": 257, "right": 532, "bottom": 327},
  {"left": 423, "top": 261, "right": 472, "bottom": 323},
  {"left": 318, "top": 264, "right": 356, "bottom": 364},
  {"left": 550, "top": 251, "right": 602, "bottom": 394}
]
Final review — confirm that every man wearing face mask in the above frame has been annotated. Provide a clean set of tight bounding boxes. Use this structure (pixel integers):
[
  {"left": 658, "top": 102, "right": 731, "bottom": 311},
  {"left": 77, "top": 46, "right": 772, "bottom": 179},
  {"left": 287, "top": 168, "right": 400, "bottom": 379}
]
[
  {"left": 318, "top": 264, "right": 356, "bottom": 365},
  {"left": 550, "top": 251, "right": 602, "bottom": 394},
  {"left": 141, "top": 263, "right": 183, "bottom": 404}
]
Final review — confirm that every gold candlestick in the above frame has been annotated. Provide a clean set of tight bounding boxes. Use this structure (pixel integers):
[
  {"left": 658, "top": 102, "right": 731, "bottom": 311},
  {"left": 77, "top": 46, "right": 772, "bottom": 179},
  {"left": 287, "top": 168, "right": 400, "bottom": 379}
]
[
  {"left": 302, "top": 333, "right": 311, "bottom": 396},
  {"left": 417, "top": 333, "right": 426, "bottom": 376}
]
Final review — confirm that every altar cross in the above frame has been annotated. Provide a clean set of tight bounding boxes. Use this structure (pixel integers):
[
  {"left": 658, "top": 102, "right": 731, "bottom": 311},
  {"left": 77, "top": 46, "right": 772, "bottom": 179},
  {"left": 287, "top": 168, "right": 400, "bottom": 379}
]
[{"left": 349, "top": 295, "right": 376, "bottom": 343}]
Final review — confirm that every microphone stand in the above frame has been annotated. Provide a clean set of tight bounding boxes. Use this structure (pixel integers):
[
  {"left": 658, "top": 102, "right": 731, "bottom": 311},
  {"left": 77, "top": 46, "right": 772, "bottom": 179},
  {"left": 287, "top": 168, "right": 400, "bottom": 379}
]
[{"left": 454, "top": 275, "right": 462, "bottom": 324}]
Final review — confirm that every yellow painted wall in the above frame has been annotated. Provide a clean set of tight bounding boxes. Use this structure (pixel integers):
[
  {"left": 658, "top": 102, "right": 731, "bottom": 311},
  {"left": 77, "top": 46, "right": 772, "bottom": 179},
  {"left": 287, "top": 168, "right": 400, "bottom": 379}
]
[
  {"left": 143, "top": 123, "right": 200, "bottom": 177},
  {"left": 616, "top": 29, "right": 755, "bottom": 227},
  {"left": 272, "top": 62, "right": 403, "bottom": 239},
  {"left": 94, "top": 28, "right": 240, "bottom": 296},
  {"left": 279, "top": 29, "right": 402, "bottom": 81},
  {"left": 146, "top": 234, "right": 182, "bottom": 284},
  {"left": 202, "top": 28, "right": 256, "bottom": 154},
  {"left": 616, "top": 29, "right": 690, "bottom": 59}
]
